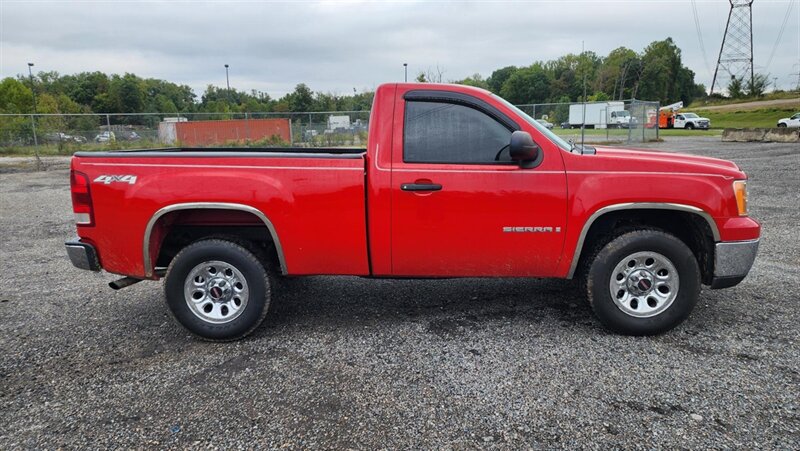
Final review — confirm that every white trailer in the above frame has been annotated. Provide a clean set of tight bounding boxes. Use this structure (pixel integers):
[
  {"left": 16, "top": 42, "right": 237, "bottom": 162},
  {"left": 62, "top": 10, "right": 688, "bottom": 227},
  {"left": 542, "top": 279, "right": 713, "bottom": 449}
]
[
  {"left": 327, "top": 115, "right": 351, "bottom": 132},
  {"left": 568, "top": 101, "right": 627, "bottom": 128}
]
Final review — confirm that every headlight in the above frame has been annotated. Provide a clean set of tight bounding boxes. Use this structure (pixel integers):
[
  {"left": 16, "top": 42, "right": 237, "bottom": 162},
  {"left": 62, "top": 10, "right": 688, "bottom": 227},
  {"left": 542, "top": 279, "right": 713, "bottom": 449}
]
[{"left": 733, "top": 180, "right": 748, "bottom": 216}]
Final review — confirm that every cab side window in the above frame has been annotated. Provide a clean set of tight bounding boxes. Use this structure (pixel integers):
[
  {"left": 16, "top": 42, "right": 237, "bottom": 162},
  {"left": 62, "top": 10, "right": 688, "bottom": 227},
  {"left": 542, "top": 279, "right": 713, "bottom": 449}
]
[{"left": 404, "top": 101, "right": 512, "bottom": 164}]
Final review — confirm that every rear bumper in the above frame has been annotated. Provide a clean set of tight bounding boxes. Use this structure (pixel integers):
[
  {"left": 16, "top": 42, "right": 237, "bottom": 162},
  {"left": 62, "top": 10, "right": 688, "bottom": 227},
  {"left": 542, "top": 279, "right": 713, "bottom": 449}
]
[
  {"left": 65, "top": 240, "right": 100, "bottom": 271},
  {"left": 710, "top": 238, "right": 759, "bottom": 289}
]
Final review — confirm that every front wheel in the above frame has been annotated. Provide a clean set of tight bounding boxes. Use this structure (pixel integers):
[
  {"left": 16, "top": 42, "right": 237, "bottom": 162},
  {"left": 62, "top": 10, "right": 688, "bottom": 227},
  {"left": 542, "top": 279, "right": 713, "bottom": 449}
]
[
  {"left": 777, "top": 123, "right": 787, "bottom": 127},
  {"left": 685, "top": 123, "right": 694, "bottom": 130},
  {"left": 164, "top": 239, "right": 271, "bottom": 341},
  {"left": 585, "top": 230, "right": 700, "bottom": 335}
]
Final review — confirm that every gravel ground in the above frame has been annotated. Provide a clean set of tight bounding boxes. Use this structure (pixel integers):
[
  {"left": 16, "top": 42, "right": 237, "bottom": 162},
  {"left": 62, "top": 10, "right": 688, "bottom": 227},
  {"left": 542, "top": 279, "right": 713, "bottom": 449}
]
[{"left": 1, "top": 138, "right": 798, "bottom": 449}]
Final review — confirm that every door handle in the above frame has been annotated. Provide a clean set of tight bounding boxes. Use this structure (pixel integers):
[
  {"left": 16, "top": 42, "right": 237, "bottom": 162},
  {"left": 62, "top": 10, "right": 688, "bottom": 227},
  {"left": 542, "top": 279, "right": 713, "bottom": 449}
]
[{"left": 401, "top": 183, "right": 442, "bottom": 192}]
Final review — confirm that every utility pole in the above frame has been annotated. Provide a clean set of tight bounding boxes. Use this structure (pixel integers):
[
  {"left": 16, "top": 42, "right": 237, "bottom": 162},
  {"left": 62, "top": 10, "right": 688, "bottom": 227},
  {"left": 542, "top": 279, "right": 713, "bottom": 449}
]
[
  {"left": 710, "top": 0, "right": 755, "bottom": 95},
  {"left": 27, "top": 63, "right": 38, "bottom": 145},
  {"left": 793, "top": 63, "right": 800, "bottom": 92},
  {"left": 772, "top": 76, "right": 778, "bottom": 91},
  {"left": 224, "top": 64, "right": 231, "bottom": 104},
  {"left": 403, "top": 63, "right": 408, "bottom": 82},
  {"left": 27, "top": 62, "right": 41, "bottom": 170}
]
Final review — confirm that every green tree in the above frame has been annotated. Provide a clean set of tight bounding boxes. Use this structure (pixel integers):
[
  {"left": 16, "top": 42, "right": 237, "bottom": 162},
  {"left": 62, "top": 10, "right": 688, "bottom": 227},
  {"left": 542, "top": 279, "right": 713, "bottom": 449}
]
[
  {"left": 594, "top": 47, "right": 638, "bottom": 100},
  {"left": 0, "top": 77, "right": 36, "bottom": 142},
  {"left": 746, "top": 73, "right": 769, "bottom": 97},
  {"left": 456, "top": 73, "right": 489, "bottom": 90},
  {"left": 487, "top": 66, "right": 517, "bottom": 94},
  {"left": 0, "top": 77, "right": 34, "bottom": 113},
  {"left": 287, "top": 83, "right": 314, "bottom": 112},
  {"left": 728, "top": 76, "right": 745, "bottom": 98},
  {"left": 500, "top": 65, "right": 550, "bottom": 104},
  {"left": 109, "top": 73, "right": 145, "bottom": 114}
]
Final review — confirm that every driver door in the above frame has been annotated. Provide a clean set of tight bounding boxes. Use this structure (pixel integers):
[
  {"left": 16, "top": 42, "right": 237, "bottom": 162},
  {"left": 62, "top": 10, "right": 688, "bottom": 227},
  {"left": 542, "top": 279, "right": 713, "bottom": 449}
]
[{"left": 390, "top": 97, "right": 567, "bottom": 277}]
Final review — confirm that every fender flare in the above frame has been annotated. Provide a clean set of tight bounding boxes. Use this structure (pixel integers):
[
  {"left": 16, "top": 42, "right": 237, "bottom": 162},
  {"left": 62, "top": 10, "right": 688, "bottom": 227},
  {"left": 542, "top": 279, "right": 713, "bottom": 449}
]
[
  {"left": 143, "top": 202, "right": 286, "bottom": 277},
  {"left": 566, "top": 202, "right": 720, "bottom": 278}
]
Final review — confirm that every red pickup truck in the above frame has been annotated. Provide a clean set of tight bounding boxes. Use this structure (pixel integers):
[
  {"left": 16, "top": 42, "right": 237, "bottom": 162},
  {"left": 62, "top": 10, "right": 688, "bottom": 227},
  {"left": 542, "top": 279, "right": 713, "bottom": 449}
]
[{"left": 66, "top": 83, "right": 760, "bottom": 340}]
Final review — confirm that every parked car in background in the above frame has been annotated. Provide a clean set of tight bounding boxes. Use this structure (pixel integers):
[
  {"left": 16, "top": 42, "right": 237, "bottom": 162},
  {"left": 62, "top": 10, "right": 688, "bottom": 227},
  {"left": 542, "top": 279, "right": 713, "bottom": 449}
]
[
  {"left": 777, "top": 112, "right": 800, "bottom": 128},
  {"left": 94, "top": 131, "right": 116, "bottom": 142},
  {"left": 535, "top": 119, "right": 554, "bottom": 129},
  {"left": 118, "top": 131, "right": 141, "bottom": 141},
  {"left": 45, "top": 132, "right": 87, "bottom": 143},
  {"left": 560, "top": 121, "right": 571, "bottom": 129},
  {"left": 673, "top": 113, "right": 710, "bottom": 130}
]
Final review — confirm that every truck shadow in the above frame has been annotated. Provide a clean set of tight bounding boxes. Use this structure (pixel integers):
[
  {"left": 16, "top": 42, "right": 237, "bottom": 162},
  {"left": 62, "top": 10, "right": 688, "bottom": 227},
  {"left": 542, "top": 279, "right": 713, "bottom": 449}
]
[{"left": 257, "top": 276, "right": 597, "bottom": 336}]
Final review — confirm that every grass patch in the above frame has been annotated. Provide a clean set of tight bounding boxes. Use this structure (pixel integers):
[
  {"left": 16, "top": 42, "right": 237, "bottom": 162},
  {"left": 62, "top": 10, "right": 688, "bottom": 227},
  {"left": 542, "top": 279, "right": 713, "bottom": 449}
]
[
  {"left": 688, "top": 92, "right": 800, "bottom": 108},
  {"left": 693, "top": 108, "right": 797, "bottom": 129},
  {"left": 0, "top": 140, "right": 167, "bottom": 157}
]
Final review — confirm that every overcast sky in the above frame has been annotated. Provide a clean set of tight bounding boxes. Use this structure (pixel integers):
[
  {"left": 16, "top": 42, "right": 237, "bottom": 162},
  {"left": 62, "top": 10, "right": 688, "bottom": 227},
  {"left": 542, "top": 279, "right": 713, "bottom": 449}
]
[{"left": 1, "top": 0, "right": 798, "bottom": 98}]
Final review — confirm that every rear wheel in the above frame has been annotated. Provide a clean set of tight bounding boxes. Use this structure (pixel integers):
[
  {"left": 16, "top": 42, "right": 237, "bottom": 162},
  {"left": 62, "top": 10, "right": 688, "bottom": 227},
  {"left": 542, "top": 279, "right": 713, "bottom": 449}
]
[
  {"left": 585, "top": 230, "right": 700, "bottom": 335},
  {"left": 778, "top": 123, "right": 787, "bottom": 127},
  {"left": 164, "top": 239, "right": 271, "bottom": 341}
]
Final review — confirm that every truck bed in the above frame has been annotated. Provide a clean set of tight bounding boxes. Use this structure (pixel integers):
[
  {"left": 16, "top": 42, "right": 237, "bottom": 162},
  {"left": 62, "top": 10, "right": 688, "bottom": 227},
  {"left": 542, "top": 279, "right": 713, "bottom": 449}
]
[{"left": 71, "top": 148, "right": 371, "bottom": 278}]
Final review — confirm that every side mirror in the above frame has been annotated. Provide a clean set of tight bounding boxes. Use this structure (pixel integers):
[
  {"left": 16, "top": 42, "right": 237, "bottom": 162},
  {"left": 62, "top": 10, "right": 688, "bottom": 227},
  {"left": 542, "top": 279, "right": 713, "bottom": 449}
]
[{"left": 509, "top": 131, "right": 540, "bottom": 168}]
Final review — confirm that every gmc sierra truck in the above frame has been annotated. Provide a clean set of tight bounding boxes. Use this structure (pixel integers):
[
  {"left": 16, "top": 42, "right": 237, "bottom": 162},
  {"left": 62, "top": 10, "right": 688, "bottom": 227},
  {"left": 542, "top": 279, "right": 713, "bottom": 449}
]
[{"left": 66, "top": 83, "right": 760, "bottom": 340}]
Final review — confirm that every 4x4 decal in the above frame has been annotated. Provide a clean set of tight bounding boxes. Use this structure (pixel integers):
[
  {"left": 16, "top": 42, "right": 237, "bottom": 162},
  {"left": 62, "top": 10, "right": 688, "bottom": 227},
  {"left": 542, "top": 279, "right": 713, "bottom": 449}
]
[{"left": 94, "top": 175, "right": 137, "bottom": 185}]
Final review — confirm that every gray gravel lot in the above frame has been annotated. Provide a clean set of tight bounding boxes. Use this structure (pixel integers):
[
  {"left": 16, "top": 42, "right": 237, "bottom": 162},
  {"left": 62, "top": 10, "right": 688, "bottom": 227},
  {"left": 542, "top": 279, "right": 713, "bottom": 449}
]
[{"left": 1, "top": 138, "right": 798, "bottom": 449}]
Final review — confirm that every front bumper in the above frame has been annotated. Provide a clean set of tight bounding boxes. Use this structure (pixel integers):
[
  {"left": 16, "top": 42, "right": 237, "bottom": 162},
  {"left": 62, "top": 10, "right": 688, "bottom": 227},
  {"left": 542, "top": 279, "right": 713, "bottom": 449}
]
[
  {"left": 710, "top": 238, "right": 759, "bottom": 289},
  {"left": 65, "top": 240, "right": 100, "bottom": 271}
]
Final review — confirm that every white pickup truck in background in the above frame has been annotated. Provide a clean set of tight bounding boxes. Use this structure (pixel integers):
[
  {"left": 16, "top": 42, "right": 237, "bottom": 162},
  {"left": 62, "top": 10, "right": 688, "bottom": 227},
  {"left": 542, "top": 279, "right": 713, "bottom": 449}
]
[
  {"left": 673, "top": 112, "right": 710, "bottom": 130},
  {"left": 777, "top": 112, "right": 800, "bottom": 128}
]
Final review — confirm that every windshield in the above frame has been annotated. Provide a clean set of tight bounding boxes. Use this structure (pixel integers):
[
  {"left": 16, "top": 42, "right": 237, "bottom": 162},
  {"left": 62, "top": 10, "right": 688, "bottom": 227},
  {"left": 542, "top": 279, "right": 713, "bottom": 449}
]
[
  {"left": 615, "top": 111, "right": 630, "bottom": 116},
  {"left": 683, "top": 113, "right": 699, "bottom": 118},
  {"left": 492, "top": 94, "right": 571, "bottom": 151}
]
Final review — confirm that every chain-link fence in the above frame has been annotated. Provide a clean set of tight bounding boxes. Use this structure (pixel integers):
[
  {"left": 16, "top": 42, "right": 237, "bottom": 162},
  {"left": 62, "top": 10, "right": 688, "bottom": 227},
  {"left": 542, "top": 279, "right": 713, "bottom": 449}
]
[
  {"left": 0, "top": 99, "right": 659, "bottom": 156},
  {"left": 0, "top": 111, "right": 371, "bottom": 155},
  {"left": 516, "top": 99, "right": 660, "bottom": 144}
]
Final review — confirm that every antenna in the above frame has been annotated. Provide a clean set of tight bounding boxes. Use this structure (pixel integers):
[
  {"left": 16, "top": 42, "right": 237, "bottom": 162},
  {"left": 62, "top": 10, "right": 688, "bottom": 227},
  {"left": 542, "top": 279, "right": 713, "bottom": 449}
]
[
  {"left": 710, "top": 0, "right": 755, "bottom": 95},
  {"left": 581, "top": 40, "right": 586, "bottom": 151}
]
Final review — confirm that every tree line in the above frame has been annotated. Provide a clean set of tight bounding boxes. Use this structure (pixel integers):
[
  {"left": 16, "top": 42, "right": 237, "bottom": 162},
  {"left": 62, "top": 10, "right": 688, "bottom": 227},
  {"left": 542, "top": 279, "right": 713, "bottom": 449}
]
[
  {"left": 0, "top": 37, "right": 773, "bottom": 132},
  {"left": 449, "top": 38, "right": 707, "bottom": 107}
]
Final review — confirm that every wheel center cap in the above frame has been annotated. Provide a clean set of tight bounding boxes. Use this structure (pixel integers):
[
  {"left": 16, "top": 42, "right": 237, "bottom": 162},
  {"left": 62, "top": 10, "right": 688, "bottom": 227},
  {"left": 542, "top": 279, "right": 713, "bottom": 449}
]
[
  {"left": 627, "top": 269, "right": 654, "bottom": 296},
  {"left": 210, "top": 286, "right": 224, "bottom": 299}
]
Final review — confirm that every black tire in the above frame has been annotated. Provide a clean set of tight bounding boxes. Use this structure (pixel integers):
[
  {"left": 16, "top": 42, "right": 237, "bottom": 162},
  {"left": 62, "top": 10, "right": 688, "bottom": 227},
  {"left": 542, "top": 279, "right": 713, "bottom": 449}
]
[
  {"left": 778, "top": 123, "right": 787, "bottom": 127},
  {"left": 685, "top": 123, "right": 694, "bottom": 130},
  {"left": 585, "top": 230, "right": 700, "bottom": 335},
  {"left": 164, "top": 239, "right": 271, "bottom": 341}
]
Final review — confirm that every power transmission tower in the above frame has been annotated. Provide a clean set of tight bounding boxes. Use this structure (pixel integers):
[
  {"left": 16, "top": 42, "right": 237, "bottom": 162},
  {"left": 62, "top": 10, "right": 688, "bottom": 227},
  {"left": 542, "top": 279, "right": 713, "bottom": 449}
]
[{"left": 710, "top": 0, "right": 754, "bottom": 95}]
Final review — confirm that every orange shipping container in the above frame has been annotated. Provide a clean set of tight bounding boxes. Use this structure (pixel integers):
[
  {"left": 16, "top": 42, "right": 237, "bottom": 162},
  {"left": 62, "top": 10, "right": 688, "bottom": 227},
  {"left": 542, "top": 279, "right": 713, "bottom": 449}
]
[{"left": 175, "top": 118, "right": 291, "bottom": 146}]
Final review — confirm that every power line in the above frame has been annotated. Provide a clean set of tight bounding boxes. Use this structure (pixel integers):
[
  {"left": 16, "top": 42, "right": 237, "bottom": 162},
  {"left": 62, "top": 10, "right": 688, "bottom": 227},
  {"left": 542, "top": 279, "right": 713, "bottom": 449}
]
[
  {"left": 764, "top": 0, "right": 796, "bottom": 71},
  {"left": 691, "top": 0, "right": 713, "bottom": 79}
]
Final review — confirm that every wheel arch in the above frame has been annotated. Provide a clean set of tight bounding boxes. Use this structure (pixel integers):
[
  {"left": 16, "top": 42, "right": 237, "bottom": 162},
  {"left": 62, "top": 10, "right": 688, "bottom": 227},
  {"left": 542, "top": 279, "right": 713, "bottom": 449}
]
[
  {"left": 568, "top": 203, "right": 720, "bottom": 281},
  {"left": 143, "top": 202, "right": 286, "bottom": 278}
]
